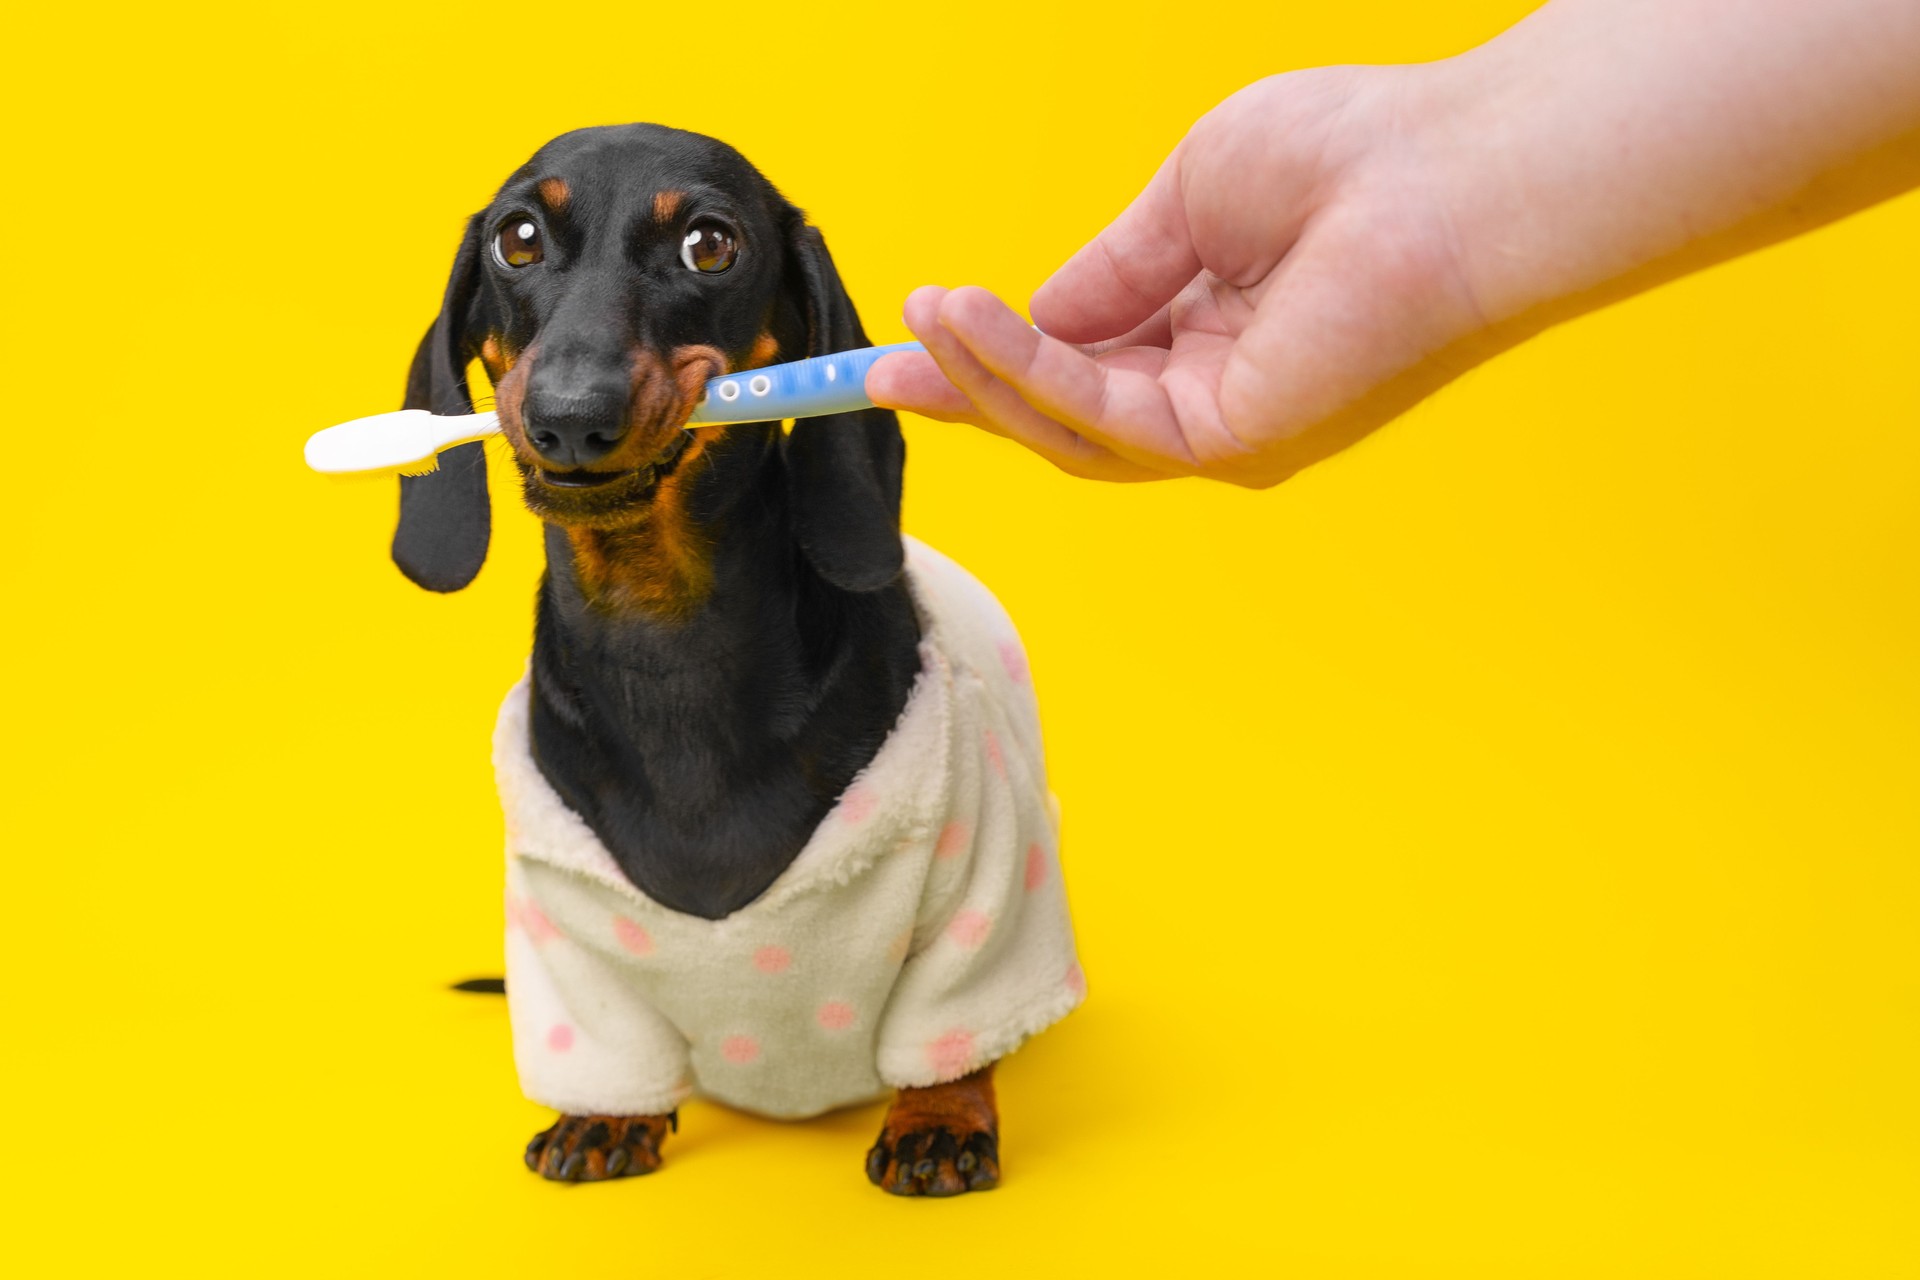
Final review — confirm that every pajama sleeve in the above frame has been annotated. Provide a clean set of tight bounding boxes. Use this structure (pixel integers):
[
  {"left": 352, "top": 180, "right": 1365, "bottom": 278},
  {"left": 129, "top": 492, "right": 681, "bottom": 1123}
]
[
  {"left": 872, "top": 677, "right": 1086, "bottom": 1088},
  {"left": 505, "top": 859, "right": 693, "bottom": 1117}
]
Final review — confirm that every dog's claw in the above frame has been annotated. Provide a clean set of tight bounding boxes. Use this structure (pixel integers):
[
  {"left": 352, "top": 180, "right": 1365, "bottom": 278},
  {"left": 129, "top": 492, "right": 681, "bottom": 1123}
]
[
  {"left": 925, "top": 1167, "right": 967, "bottom": 1197},
  {"left": 869, "top": 1123, "right": 999, "bottom": 1198},
  {"left": 526, "top": 1114, "right": 669, "bottom": 1183},
  {"left": 962, "top": 1133, "right": 1000, "bottom": 1189}
]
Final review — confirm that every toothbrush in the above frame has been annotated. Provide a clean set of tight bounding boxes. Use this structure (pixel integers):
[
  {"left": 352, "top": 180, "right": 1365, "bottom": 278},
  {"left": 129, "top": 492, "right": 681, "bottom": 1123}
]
[
  {"left": 302, "top": 408, "right": 503, "bottom": 477},
  {"left": 303, "top": 340, "right": 924, "bottom": 477},
  {"left": 686, "top": 340, "right": 923, "bottom": 427}
]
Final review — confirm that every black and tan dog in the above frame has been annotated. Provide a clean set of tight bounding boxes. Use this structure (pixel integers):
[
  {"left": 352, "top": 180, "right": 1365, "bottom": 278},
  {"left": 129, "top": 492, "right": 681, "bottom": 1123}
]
[{"left": 395, "top": 124, "right": 1043, "bottom": 1195}]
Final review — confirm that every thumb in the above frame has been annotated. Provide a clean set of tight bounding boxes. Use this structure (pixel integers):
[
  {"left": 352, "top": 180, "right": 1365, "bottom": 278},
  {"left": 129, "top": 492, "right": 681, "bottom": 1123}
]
[{"left": 1030, "top": 149, "right": 1201, "bottom": 345}]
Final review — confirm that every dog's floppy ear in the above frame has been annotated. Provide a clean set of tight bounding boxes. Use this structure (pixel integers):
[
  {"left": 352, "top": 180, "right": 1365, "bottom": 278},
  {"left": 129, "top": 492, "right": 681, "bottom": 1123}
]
[
  {"left": 392, "top": 213, "right": 491, "bottom": 593},
  {"left": 781, "top": 216, "right": 906, "bottom": 593}
]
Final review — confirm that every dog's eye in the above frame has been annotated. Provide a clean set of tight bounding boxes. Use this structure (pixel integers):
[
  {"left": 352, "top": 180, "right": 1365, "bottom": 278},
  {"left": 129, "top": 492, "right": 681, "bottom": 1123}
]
[
  {"left": 680, "top": 220, "right": 737, "bottom": 274},
  {"left": 493, "top": 217, "right": 544, "bottom": 269}
]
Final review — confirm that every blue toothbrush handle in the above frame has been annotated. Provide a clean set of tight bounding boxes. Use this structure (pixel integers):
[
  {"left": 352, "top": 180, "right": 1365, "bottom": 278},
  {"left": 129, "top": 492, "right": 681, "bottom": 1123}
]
[{"left": 684, "top": 341, "right": 924, "bottom": 427}]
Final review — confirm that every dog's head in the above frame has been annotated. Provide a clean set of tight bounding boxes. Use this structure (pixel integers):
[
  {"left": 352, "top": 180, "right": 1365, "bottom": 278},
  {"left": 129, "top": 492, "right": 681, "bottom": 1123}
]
[{"left": 392, "top": 124, "right": 904, "bottom": 600}]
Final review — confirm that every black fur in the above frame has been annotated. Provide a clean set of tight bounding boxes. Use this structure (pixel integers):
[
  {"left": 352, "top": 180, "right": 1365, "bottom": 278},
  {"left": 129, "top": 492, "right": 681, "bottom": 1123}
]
[
  {"left": 395, "top": 216, "right": 490, "bottom": 592},
  {"left": 394, "top": 125, "right": 921, "bottom": 918}
]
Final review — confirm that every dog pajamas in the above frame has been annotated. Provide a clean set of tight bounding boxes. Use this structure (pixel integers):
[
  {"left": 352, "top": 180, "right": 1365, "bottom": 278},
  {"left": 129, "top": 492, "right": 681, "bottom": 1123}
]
[{"left": 494, "top": 537, "right": 1084, "bottom": 1120}]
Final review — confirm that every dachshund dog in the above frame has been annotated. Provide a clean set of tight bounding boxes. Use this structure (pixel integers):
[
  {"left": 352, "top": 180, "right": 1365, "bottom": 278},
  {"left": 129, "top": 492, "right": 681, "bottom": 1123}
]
[{"left": 394, "top": 125, "right": 1081, "bottom": 1196}]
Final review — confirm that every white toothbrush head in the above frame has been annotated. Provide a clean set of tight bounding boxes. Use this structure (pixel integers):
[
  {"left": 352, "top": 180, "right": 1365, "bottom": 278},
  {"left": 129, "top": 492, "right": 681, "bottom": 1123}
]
[{"left": 304, "top": 409, "right": 502, "bottom": 478}]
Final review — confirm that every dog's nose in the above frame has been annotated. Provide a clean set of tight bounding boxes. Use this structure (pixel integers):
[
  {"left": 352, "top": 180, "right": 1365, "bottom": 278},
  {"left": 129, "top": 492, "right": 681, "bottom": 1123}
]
[{"left": 522, "top": 380, "right": 632, "bottom": 468}]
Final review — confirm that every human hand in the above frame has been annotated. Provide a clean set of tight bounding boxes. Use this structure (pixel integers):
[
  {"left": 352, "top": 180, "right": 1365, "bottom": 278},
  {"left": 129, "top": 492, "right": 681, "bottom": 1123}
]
[
  {"left": 867, "top": 0, "right": 1920, "bottom": 488},
  {"left": 866, "top": 65, "right": 1495, "bottom": 487}
]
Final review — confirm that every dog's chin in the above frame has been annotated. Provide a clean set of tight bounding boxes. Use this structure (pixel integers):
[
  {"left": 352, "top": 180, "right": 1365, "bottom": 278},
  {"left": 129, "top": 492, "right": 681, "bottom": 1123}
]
[
  {"left": 516, "top": 431, "right": 694, "bottom": 530},
  {"left": 519, "top": 468, "right": 654, "bottom": 529}
]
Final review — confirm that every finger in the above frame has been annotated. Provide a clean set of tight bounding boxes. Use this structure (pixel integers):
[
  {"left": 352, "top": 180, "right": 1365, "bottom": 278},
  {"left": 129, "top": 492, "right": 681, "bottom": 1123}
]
[
  {"left": 937, "top": 286, "right": 1205, "bottom": 475},
  {"left": 912, "top": 299, "right": 1160, "bottom": 481},
  {"left": 1029, "top": 151, "right": 1201, "bottom": 345},
  {"left": 874, "top": 288, "right": 1172, "bottom": 409},
  {"left": 878, "top": 286, "right": 1011, "bottom": 437},
  {"left": 865, "top": 350, "right": 977, "bottom": 421},
  {"left": 903, "top": 289, "right": 1164, "bottom": 482}
]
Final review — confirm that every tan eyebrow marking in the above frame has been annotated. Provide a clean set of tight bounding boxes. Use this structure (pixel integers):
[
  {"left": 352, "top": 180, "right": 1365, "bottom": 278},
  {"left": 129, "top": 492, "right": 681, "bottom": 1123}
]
[
  {"left": 651, "top": 190, "right": 685, "bottom": 223},
  {"left": 537, "top": 177, "right": 570, "bottom": 212}
]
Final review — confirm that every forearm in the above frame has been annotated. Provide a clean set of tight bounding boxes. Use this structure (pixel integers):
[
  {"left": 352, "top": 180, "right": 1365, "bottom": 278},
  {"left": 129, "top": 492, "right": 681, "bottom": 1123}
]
[{"left": 1431, "top": 0, "right": 1920, "bottom": 336}]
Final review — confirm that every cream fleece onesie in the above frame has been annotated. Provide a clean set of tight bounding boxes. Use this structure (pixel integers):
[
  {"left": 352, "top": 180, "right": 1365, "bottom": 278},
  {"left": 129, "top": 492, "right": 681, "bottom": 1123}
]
[{"left": 494, "top": 537, "right": 1084, "bottom": 1120}]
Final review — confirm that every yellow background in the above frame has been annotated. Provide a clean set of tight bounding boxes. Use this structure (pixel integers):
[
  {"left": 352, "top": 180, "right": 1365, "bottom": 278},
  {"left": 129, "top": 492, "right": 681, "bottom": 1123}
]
[{"left": 5, "top": 1, "right": 1917, "bottom": 1275}]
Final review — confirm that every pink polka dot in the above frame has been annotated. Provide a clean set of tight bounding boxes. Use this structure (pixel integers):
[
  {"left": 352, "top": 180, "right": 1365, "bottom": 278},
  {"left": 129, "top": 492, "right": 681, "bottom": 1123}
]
[
  {"left": 721, "top": 1035, "right": 760, "bottom": 1064},
  {"left": 753, "top": 945, "right": 792, "bottom": 974},
  {"left": 998, "top": 638, "right": 1030, "bottom": 685},
  {"left": 838, "top": 785, "right": 877, "bottom": 824},
  {"left": 817, "top": 1001, "right": 856, "bottom": 1031},
  {"left": 947, "top": 909, "right": 992, "bottom": 948},
  {"left": 546, "top": 1023, "right": 574, "bottom": 1052},
  {"left": 1024, "top": 842, "right": 1048, "bottom": 890},
  {"left": 1065, "top": 962, "right": 1087, "bottom": 998},
  {"left": 927, "top": 1028, "right": 975, "bottom": 1079},
  {"left": 983, "top": 729, "right": 1006, "bottom": 779},
  {"left": 934, "top": 820, "right": 971, "bottom": 861},
  {"left": 520, "top": 901, "right": 561, "bottom": 943},
  {"left": 613, "top": 916, "right": 654, "bottom": 956}
]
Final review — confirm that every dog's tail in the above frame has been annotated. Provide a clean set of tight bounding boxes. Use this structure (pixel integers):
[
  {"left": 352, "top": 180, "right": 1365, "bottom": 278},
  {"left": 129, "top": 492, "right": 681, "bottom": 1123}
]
[{"left": 451, "top": 977, "right": 506, "bottom": 995}]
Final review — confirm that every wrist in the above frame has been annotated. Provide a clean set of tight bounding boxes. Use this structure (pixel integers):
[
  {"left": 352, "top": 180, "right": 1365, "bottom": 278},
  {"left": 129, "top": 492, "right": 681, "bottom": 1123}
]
[{"left": 1403, "top": 35, "right": 1605, "bottom": 337}]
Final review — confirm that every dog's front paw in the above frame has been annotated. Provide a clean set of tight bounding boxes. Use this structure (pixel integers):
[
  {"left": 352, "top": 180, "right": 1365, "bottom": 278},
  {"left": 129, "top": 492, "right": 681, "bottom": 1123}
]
[
  {"left": 866, "top": 1123, "right": 1000, "bottom": 1197},
  {"left": 525, "top": 1112, "right": 673, "bottom": 1182},
  {"left": 865, "top": 1067, "right": 1001, "bottom": 1197}
]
